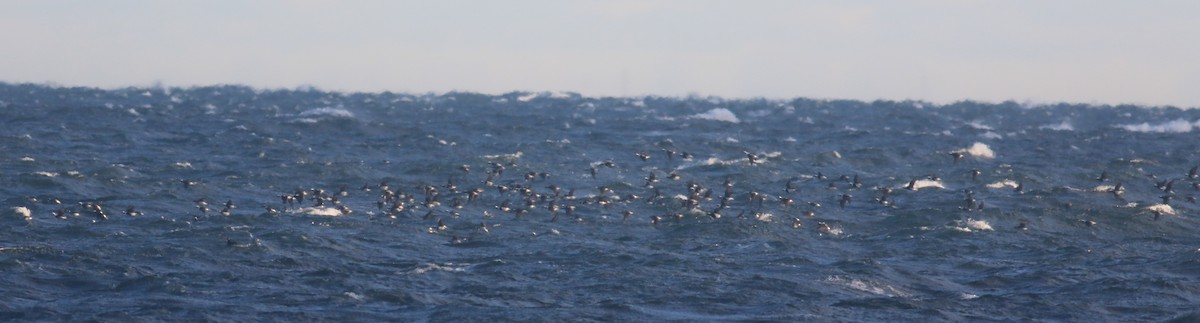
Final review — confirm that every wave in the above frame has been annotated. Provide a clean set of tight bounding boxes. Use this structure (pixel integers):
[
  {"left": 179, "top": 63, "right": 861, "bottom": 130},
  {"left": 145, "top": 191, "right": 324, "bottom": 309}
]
[
  {"left": 691, "top": 108, "right": 740, "bottom": 123},
  {"left": 1117, "top": 119, "right": 1200, "bottom": 133}
]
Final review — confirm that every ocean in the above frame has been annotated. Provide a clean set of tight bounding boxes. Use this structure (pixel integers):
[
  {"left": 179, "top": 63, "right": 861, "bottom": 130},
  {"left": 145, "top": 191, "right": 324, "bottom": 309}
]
[{"left": 2, "top": 83, "right": 1198, "bottom": 321}]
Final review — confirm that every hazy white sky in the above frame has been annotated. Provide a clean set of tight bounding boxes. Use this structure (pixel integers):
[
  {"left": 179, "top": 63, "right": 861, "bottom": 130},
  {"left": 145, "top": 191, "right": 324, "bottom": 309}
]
[{"left": 2, "top": 1, "right": 1198, "bottom": 106}]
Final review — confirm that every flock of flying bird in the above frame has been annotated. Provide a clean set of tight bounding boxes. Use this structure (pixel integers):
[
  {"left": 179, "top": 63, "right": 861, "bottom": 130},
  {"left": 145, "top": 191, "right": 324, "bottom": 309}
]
[{"left": 15, "top": 147, "right": 1200, "bottom": 239}]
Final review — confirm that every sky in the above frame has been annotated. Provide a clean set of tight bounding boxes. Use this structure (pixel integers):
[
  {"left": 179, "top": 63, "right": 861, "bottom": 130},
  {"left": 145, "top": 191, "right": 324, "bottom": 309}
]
[{"left": 2, "top": 0, "right": 1198, "bottom": 107}]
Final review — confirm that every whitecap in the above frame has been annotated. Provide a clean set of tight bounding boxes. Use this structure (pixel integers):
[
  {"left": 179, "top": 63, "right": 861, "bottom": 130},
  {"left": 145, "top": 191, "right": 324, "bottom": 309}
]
[
  {"left": 292, "top": 207, "right": 344, "bottom": 217},
  {"left": 409, "top": 262, "right": 467, "bottom": 275},
  {"left": 298, "top": 107, "right": 354, "bottom": 118},
  {"left": 690, "top": 108, "right": 740, "bottom": 123},
  {"left": 986, "top": 180, "right": 1019, "bottom": 189},
  {"left": 482, "top": 151, "right": 523, "bottom": 160},
  {"left": 904, "top": 179, "right": 945, "bottom": 190},
  {"left": 981, "top": 132, "right": 1003, "bottom": 139},
  {"left": 1146, "top": 204, "right": 1176, "bottom": 216},
  {"left": 173, "top": 162, "right": 193, "bottom": 168},
  {"left": 824, "top": 276, "right": 910, "bottom": 298},
  {"left": 966, "top": 121, "right": 993, "bottom": 130},
  {"left": 954, "top": 142, "right": 995, "bottom": 159},
  {"left": 965, "top": 218, "right": 993, "bottom": 231},
  {"left": 19, "top": 156, "right": 34, "bottom": 162},
  {"left": 747, "top": 110, "right": 772, "bottom": 118},
  {"left": 1118, "top": 119, "right": 1200, "bottom": 133},
  {"left": 1040, "top": 120, "right": 1074, "bottom": 131},
  {"left": 12, "top": 207, "right": 31, "bottom": 221},
  {"left": 675, "top": 156, "right": 744, "bottom": 170},
  {"left": 33, "top": 171, "right": 58, "bottom": 177},
  {"left": 517, "top": 93, "right": 539, "bottom": 102}
]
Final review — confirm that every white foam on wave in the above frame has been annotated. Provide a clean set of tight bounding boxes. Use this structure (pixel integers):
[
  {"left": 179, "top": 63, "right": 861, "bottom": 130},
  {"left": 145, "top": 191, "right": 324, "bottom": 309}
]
[
  {"left": 683, "top": 157, "right": 735, "bottom": 168},
  {"left": 966, "top": 121, "right": 993, "bottom": 130},
  {"left": 1146, "top": 204, "right": 1176, "bottom": 216},
  {"left": 952, "top": 218, "right": 992, "bottom": 233},
  {"left": 483, "top": 151, "right": 523, "bottom": 160},
  {"left": 409, "top": 262, "right": 467, "bottom": 275},
  {"left": 19, "top": 156, "right": 35, "bottom": 162},
  {"left": 515, "top": 91, "right": 572, "bottom": 102},
  {"left": 173, "top": 162, "right": 193, "bottom": 169},
  {"left": 517, "top": 93, "right": 539, "bottom": 102},
  {"left": 1118, "top": 119, "right": 1200, "bottom": 133},
  {"left": 981, "top": 132, "right": 1003, "bottom": 139},
  {"left": 33, "top": 171, "right": 58, "bottom": 177},
  {"left": 298, "top": 107, "right": 355, "bottom": 118},
  {"left": 746, "top": 109, "right": 772, "bottom": 118},
  {"left": 691, "top": 108, "right": 740, "bottom": 123},
  {"left": 12, "top": 207, "right": 31, "bottom": 221},
  {"left": 954, "top": 142, "right": 995, "bottom": 159},
  {"left": 1040, "top": 120, "right": 1074, "bottom": 131},
  {"left": 986, "top": 180, "right": 1019, "bottom": 189},
  {"left": 1091, "top": 185, "right": 1116, "bottom": 192},
  {"left": 675, "top": 151, "right": 781, "bottom": 170},
  {"left": 292, "top": 207, "right": 344, "bottom": 217},
  {"left": 824, "top": 275, "right": 911, "bottom": 298},
  {"left": 904, "top": 179, "right": 944, "bottom": 190}
]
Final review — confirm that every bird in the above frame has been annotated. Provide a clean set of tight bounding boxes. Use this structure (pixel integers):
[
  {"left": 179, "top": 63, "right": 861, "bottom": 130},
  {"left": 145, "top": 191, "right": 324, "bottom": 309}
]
[{"left": 635, "top": 152, "right": 651, "bottom": 161}]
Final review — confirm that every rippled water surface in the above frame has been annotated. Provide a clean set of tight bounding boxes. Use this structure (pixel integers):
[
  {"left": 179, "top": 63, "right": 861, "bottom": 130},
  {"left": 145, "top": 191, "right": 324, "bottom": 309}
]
[{"left": 2, "top": 83, "right": 1199, "bottom": 321}]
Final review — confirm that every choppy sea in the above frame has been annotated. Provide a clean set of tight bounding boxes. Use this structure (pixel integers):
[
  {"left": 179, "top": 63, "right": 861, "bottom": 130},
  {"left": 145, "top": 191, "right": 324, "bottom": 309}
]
[{"left": 2, "top": 83, "right": 1199, "bottom": 321}]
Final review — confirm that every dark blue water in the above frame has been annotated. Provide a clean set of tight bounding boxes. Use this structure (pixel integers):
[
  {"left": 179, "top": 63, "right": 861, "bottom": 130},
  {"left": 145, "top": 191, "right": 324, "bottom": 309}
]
[{"left": 2, "top": 83, "right": 1199, "bottom": 321}]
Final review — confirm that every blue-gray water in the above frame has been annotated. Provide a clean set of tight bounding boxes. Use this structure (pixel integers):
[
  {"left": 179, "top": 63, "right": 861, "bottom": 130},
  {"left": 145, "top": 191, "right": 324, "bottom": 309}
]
[{"left": 2, "top": 83, "right": 1199, "bottom": 321}]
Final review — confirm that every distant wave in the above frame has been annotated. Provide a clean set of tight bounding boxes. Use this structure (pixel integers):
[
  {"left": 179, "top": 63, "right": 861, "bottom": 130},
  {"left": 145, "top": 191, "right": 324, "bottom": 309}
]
[{"left": 1117, "top": 119, "right": 1200, "bottom": 133}]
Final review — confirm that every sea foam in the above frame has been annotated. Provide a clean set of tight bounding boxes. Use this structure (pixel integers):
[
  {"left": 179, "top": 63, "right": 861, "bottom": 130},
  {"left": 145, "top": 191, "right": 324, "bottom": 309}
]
[
  {"left": 691, "top": 108, "right": 740, "bottom": 123},
  {"left": 954, "top": 142, "right": 995, "bottom": 159},
  {"left": 1118, "top": 119, "right": 1200, "bottom": 133}
]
